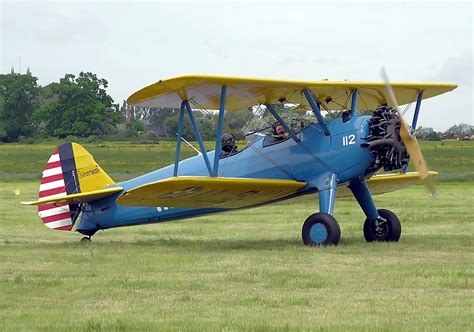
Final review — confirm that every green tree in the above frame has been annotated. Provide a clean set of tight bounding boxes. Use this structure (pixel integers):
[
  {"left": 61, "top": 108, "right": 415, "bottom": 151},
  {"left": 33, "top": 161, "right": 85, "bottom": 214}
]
[
  {"left": 124, "top": 120, "right": 146, "bottom": 137},
  {"left": 0, "top": 72, "right": 40, "bottom": 142},
  {"left": 148, "top": 107, "right": 180, "bottom": 136},
  {"left": 425, "top": 131, "right": 442, "bottom": 141},
  {"left": 198, "top": 113, "right": 217, "bottom": 140},
  {"left": 163, "top": 115, "right": 195, "bottom": 140},
  {"left": 162, "top": 111, "right": 218, "bottom": 141},
  {"left": 223, "top": 108, "right": 253, "bottom": 138},
  {"left": 444, "top": 123, "right": 473, "bottom": 137},
  {"left": 415, "top": 126, "right": 436, "bottom": 140},
  {"left": 35, "top": 72, "right": 124, "bottom": 138}
]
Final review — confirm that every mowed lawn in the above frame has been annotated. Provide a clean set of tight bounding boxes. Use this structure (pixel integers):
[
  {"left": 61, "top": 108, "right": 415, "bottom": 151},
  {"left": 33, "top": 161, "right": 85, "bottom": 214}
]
[
  {"left": 1, "top": 140, "right": 473, "bottom": 181},
  {"left": 0, "top": 141, "right": 210, "bottom": 181},
  {"left": 1, "top": 181, "right": 473, "bottom": 330}
]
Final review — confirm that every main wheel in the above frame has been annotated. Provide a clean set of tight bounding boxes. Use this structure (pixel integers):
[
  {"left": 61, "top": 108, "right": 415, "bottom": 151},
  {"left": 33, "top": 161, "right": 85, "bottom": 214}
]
[
  {"left": 363, "top": 209, "right": 401, "bottom": 242},
  {"left": 302, "top": 213, "right": 341, "bottom": 246}
]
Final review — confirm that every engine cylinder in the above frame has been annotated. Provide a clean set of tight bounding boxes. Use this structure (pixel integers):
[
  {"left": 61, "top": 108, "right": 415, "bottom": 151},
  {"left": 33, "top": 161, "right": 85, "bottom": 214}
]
[{"left": 363, "top": 106, "right": 409, "bottom": 173}]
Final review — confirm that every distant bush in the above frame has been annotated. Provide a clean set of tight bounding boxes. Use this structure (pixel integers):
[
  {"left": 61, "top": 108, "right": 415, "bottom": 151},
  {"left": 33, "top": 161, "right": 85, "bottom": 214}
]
[
  {"left": 17, "top": 136, "right": 35, "bottom": 144},
  {"left": 424, "top": 131, "right": 442, "bottom": 141},
  {"left": 133, "top": 132, "right": 160, "bottom": 144}
]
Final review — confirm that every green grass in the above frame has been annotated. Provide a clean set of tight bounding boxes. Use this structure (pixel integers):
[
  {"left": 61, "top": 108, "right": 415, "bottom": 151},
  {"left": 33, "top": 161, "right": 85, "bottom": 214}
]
[
  {"left": 1, "top": 140, "right": 473, "bottom": 181},
  {"left": 1, "top": 141, "right": 473, "bottom": 330},
  {"left": 0, "top": 141, "right": 209, "bottom": 181},
  {"left": 1, "top": 181, "right": 473, "bottom": 330},
  {"left": 410, "top": 141, "right": 474, "bottom": 181}
]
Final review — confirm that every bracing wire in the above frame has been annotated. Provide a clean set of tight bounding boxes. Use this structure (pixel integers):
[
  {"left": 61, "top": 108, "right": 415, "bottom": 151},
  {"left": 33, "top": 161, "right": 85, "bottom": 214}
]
[
  {"left": 223, "top": 85, "right": 332, "bottom": 173},
  {"left": 188, "top": 95, "right": 299, "bottom": 180},
  {"left": 401, "top": 91, "right": 419, "bottom": 117}
]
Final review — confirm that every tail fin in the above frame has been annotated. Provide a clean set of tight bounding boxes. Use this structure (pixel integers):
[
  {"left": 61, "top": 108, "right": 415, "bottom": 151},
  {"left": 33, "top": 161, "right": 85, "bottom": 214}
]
[{"left": 37, "top": 143, "right": 114, "bottom": 231}]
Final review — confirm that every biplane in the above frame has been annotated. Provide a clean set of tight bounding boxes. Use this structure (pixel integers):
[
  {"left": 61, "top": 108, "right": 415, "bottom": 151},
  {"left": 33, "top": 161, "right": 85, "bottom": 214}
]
[{"left": 22, "top": 72, "right": 457, "bottom": 245}]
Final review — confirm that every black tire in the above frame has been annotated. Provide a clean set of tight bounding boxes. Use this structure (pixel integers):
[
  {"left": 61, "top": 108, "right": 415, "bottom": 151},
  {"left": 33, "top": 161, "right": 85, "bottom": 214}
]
[
  {"left": 80, "top": 236, "right": 91, "bottom": 244},
  {"left": 302, "top": 213, "right": 341, "bottom": 246},
  {"left": 363, "top": 209, "right": 401, "bottom": 242}
]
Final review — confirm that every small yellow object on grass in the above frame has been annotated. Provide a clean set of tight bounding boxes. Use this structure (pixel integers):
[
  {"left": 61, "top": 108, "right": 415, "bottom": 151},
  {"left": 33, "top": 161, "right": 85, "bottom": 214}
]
[{"left": 14, "top": 189, "right": 21, "bottom": 196}]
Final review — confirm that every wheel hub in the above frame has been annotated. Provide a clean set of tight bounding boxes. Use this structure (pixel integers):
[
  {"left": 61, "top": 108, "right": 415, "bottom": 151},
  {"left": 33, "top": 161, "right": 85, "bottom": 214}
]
[
  {"left": 372, "top": 217, "right": 389, "bottom": 240},
  {"left": 309, "top": 223, "right": 328, "bottom": 244}
]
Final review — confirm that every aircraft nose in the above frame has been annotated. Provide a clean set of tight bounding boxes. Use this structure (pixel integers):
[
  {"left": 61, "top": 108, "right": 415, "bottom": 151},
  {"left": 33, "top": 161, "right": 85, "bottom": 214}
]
[{"left": 363, "top": 106, "right": 409, "bottom": 173}]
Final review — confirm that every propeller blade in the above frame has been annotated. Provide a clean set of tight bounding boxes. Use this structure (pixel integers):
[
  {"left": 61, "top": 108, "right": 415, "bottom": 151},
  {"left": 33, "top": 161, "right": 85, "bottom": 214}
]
[{"left": 380, "top": 67, "right": 436, "bottom": 197}]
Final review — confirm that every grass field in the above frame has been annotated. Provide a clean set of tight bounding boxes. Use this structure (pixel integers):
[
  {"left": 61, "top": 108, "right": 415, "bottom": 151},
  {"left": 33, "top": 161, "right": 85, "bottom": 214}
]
[
  {"left": 1, "top": 140, "right": 473, "bottom": 181},
  {"left": 0, "top": 141, "right": 209, "bottom": 181},
  {"left": 0, "top": 141, "right": 473, "bottom": 330}
]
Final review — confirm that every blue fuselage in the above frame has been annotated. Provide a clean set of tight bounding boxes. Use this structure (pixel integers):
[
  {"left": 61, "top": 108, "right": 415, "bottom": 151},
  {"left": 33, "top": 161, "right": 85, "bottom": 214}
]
[{"left": 76, "top": 115, "right": 373, "bottom": 235}]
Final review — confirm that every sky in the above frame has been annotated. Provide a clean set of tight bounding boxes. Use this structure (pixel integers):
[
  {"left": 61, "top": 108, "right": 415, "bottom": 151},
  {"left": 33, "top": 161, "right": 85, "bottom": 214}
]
[{"left": 1, "top": 0, "right": 472, "bottom": 130}]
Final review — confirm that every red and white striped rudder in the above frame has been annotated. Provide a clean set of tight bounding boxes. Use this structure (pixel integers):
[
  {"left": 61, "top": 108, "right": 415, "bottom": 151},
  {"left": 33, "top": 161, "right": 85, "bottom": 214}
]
[{"left": 37, "top": 149, "right": 79, "bottom": 231}]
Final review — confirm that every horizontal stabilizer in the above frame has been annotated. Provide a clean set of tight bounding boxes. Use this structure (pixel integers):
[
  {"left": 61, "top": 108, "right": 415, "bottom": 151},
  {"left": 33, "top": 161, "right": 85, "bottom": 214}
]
[
  {"left": 21, "top": 187, "right": 123, "bottom": 206},
  {"left": 116, "top": 177, "right": 307, "bottom": 209}
]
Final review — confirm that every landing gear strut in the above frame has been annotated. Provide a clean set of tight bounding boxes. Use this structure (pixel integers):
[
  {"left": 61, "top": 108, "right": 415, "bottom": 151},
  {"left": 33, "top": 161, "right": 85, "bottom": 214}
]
[
  {"left": 302, "top": 173, "right": 340, "bottom": 246},
  {"left": 349, "top": 178, "right": 402, "bottom": 243}
]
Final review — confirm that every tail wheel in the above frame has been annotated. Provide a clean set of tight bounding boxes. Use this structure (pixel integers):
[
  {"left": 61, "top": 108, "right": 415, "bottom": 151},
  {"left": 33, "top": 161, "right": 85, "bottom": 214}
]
[
  {"left": 302, "top": 213, "right": 341, "bottom": 246},
  {"left": 363, "top": 209, "right": 401, "bottom": 242},
  {"left": 80, "top": 236, "right": 91, "bottom": 244}
]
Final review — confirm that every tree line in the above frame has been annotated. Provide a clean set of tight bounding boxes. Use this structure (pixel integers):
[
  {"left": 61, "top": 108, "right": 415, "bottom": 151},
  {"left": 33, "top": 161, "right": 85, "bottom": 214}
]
[
  {"left": 0, "top": 71, "right": 254, "bottom": 143},
  {"left": 0, "top": 71, "right": 472, "bottom": 143},
  {"left": 0, "top": 71, "right": 123, "bottom": 142},
  {"left": 415, "top": 123, "right": 473, "bottom": 141}
]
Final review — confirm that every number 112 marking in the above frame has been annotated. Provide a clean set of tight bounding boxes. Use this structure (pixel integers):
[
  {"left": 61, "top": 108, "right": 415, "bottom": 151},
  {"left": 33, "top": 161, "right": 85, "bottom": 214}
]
[{"left": 342, "top": 134, "right": 356, "bottom": 146}]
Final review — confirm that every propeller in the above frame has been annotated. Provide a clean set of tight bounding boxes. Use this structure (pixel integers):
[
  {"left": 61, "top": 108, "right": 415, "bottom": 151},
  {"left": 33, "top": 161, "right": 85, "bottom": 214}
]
[{"left": 380, "top": 67, "right": 436, "bottom": 198}]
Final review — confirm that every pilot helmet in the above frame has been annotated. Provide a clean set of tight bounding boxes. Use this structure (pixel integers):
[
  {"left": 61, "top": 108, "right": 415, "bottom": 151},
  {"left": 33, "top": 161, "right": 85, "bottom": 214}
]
[
  {"left": 221, "top": 133, "right": 235, "bottom": 152},
  {"left": 272, "top": 123, "right": 284, "bottom": 135}
]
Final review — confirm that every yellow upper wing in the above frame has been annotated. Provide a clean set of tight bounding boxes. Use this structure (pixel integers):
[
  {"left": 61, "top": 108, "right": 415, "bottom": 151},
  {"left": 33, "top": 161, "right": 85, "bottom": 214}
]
[
  {"left": 116, "top": 176, "right": 307, "bottom": 209},
  {"left": 127, "top": 74, "right": 456, "bottom": 111}
]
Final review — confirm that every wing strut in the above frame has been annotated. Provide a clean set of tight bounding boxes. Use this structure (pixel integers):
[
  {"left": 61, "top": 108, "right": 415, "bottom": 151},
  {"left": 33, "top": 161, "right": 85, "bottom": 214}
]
[
  {"left": 212, "top": 85, "right": 227, "bottom": 176},
  {"left": 184, "top": 100, "right": 212, "bottom": 174},
  {"left": 173, "top": 101, "right": 186, "bottom": 176},
  {"left": 400, "top": 90, "right": 423, "bottom": 173},
  {"left": 411, "top": 90, "right": 424, "bottom": 130},
  {"left": 350, "top": 89, "right": 359, "bottom": 116},
  {"left": 173, "top": 85, "right": 228, "bottom": 177},
  {"left": 303, "top": 88, "right": 330, "bottom": 135}
]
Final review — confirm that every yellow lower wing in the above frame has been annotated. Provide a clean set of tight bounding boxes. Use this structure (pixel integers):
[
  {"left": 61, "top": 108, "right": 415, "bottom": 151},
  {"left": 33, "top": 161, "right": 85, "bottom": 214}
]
[
  {"left": 116, "top": 173, "right": 434, "bottom": 209},
  {"left": 363, "top": 171, "right": 438, "bottom": 196},
  {"left": 283, "top": 171, "right": 438, "bottom": 204},
  {"left": 116, "top": 177, "right": 307, "bottom": 209},
  {"left": 337, "top": 172, "right": 438, "bottom": 198},
  {"left": 21, "top": 187, "right": 123, "bottom": 206}
]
